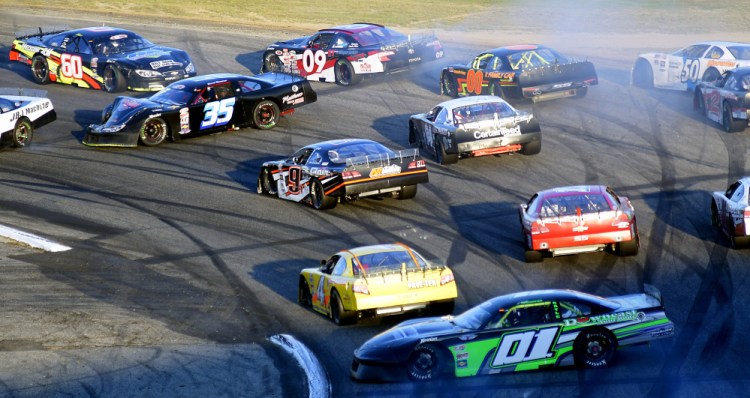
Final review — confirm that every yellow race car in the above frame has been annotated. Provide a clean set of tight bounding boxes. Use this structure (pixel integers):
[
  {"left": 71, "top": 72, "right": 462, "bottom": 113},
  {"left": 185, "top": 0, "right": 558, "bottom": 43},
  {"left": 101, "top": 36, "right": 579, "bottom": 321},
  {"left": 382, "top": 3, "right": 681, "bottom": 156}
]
[{"left": 298, "top": 243, "right": 458, "bottom": 325}]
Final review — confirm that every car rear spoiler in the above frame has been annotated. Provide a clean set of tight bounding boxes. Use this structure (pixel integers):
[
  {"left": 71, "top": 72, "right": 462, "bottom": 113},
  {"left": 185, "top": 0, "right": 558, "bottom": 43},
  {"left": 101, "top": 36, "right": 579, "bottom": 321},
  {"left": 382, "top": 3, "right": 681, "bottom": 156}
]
[
  {"left": 644, "top": 283, "right": 664, "bottom": 306},
  {"left": 343, "top": 148, "right": 421, "bottom": 169},
  {"left": 14, "top": 26, "right": 69, "bottom": 40},
  {"left": 0, "top": 88, "right": 49, "bottom": 98}
]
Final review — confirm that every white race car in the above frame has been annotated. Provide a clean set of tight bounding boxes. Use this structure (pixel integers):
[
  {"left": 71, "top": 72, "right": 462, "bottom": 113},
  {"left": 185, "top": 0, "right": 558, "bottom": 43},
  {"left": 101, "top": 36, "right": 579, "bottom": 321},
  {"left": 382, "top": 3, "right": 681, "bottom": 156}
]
[
  {"left": 0, "top": 89, "right": 56, "bottom": 149},
  {"left": 632, "top": 41, "right": 750, "bottom": 91},
  {"left": 711, "top": 177, "right": 750, "bottom": 249}
]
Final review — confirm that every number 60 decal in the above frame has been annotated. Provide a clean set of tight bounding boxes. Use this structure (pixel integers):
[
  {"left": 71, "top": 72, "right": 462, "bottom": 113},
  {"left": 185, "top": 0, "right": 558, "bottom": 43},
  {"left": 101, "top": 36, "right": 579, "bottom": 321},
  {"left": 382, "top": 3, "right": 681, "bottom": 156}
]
[{"left": 302, "top": 49, "right": 327, "bottom": 74}]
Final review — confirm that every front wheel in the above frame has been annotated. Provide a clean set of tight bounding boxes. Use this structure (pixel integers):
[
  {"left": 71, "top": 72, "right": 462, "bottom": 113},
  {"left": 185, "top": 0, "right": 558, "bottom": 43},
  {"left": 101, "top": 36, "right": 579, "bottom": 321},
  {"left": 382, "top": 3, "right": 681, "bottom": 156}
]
[
  {"left": 632, "top": 59, "right": 653, "bottom": 89},
  {"left": 31, "top": 55, "right": 51, "bottom": 85},
  {"left": 574, "top": 86, "right": 588, "bottom": 99},
  {"left": 574, "top": 329, "right": 616, "bottom": 368},
  {"left": 521, "top": 139, "right": 541, "bottom": 155},
  {"left": 335, "top": 59, "right": 361, "bottom": 86},
  {"left": 311, "top": 178, "right": 337, "bottom": 210},
  {"left": 407, "top": 344, "right": 449, "bottom": 381},
  {"left": 723, "top": 101, "right": 745, "bottom": 133},
  {"left": 694, "top": 90, "right": 707, "bottom": 117},
  {"left": 103, "top": 65, "right": 126, "bottom": 93},
  {"left": 257, "top": 168, "right": 277, "bottom": 195},
  {"left": 139, "top": 117, "right": 168, "bottom": 146},
  {"left": 441, "top": 71, "right": 459, "bottom": 98},
  {"left": 11, "top": 119, "right": 33, "bottom": 147},
  {"left": 253, "top": 100, "right": 280, "bottom": 130}
]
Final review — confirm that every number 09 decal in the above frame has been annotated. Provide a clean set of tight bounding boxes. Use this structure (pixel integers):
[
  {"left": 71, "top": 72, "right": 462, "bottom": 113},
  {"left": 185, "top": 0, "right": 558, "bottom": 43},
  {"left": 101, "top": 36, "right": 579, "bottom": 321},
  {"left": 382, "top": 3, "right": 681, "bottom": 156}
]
[
  {"left": 302, "top": 49, "right": 327, "bottom": 74},
  {"left": 491, "top": 326, "right": 559, "bottom": 367}
]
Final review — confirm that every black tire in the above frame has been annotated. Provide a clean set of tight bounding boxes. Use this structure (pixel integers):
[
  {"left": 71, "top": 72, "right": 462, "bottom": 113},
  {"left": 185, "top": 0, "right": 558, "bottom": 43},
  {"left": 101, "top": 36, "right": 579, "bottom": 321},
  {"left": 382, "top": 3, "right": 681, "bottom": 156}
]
[
  {"left": 632, "top": 59, "right": 653, "bottom": 89},
  {"left": 490, "top": 81, "right": 504, "bottom": 99},
  {"left": 139, "top": 117, "right": 168, "bottom": 146},
  {"left": 330, "top": 290, "right": 355, "bottom": 325},
  {"left": 103, "top": 64, "right": 126, "bottom": 93},
  {"left": 574, "top": 86, "right": 588, "bottom": 99},
  {"left": 441, "top": 71, "right": 459, "bottom": 98},
  {"left": 252, "top": 100, "right": 280, "bottom": 130},
  {"left": 702, "top": 67, "right": 721, "bottom": 83},
  {"left": 298, "top": 278, "right": 312, "bottom": 307},
  {"left": 521, "top": 139, "right": 541, "bottom": 155},
  {"left": 31, "top": 55, "right": 51, "bottom": 85},
  {"left": 722, "top": 101, "right": 745, "bottom": 133},
  {"left": 101, "top": 104, "right": 114, "bottom": 124},
  {"left": 408, "top": 121, "right": 419, "bottom": 147},
  {"left": 434, "top": 139, "right": 458, "bottom": 165},
  {"left": 11, "top": 118, "right": 33, "bottom": 148},
  {"left": 263, "top": 51, "right": 283, "bottom": 73},
  {"left": 711, "top": 202, "right": 720, "bottom": 228},
  {"left": 574, "top": 329, "right": 617, "bottom": 368},
  {"left": 407, "top": 344, "right": 449, "bottom": 381},
  {"left": 730, "top": 235, "right": 750, "bottom": 249},
  {"left": 334, "top": 59, "right": 361, "bottom": 86},
  {"left": 524, "top": 249, "right": 543, "bottom": 263},
  {"left": 393, "top": 185, "right": 417, "bottom": 200},
  {"left": 694, "top": 90, "right": 707, "bottom": 117},
  {"left": 617, "top": 239, "right": 639, "bottom": 256},
  {"left": 257, "top": 168, "right": 277, "bottom": 195},
  {"left": 310, "top": 178, "right": 337, "bottom": 210}
]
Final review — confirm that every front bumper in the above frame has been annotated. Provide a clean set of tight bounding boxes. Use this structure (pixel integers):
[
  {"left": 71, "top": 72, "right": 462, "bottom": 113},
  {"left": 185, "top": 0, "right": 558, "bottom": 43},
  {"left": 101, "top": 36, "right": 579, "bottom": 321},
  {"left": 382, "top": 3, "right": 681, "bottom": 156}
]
[
  {"left": 350, "top": 356, "right": 408, "bottom": 382},
  {"left": 83, "top": 125, "right": 139, "bottom": 147}
]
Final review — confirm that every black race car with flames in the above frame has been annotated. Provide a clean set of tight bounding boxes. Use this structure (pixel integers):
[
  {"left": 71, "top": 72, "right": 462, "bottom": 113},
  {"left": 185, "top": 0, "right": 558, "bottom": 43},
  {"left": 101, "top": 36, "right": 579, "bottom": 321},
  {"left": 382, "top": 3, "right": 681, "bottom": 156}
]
[
  {"left": 257, "top": 139, "right": 429, "bottom": 210},
  {"left": 440, "top": 44, "right": 597, "bottom": 102},
  {"left": 85, "top": 73, "right": 316, "bottom": 147},
  {"left": 10, "top": 26, "right": 196, "bottom": 92}
]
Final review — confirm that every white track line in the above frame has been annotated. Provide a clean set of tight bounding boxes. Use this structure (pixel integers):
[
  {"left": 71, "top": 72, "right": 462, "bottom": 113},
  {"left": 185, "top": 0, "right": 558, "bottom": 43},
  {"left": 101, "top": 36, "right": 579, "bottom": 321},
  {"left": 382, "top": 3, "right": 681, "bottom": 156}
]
[
  {"left": 0, "top": 224, "right": 71, "bottom": 252},
  {"left": 268, "top": 334, "right": 331, "bottom": 398}
]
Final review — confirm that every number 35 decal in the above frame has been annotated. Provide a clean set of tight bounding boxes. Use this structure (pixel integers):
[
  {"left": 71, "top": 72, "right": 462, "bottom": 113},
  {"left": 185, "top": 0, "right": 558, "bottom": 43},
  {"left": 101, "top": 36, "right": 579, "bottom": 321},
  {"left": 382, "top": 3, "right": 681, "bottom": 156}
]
[{"left": 201, "top": 97, "right": 235, "bottom": 130}]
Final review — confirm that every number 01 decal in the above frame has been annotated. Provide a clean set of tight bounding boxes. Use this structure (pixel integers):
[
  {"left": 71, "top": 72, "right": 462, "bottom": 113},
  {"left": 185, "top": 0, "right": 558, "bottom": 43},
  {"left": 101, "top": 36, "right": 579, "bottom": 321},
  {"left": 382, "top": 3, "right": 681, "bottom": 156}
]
[{"left": 491, "top": 326, "right": 559, "bottom": 367}]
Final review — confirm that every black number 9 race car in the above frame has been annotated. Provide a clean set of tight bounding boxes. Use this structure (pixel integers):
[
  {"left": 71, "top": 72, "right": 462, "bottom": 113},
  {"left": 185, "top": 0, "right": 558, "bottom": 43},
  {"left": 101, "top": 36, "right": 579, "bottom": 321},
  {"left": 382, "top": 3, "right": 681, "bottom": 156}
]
[
  {"left": 10, "top": 26, "right": 196, "bottom": 92},
  {"left": 257, "top": 138, "right": 429, "bottom": 210}
]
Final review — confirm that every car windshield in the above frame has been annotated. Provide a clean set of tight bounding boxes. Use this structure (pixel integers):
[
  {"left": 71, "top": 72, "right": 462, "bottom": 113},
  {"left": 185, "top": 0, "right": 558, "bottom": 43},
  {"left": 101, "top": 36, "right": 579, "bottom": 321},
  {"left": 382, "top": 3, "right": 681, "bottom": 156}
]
[
  {"left": 727, "top": 45, "right": 750, "bottom": 60},
  {"left": 327, "top": 141, "right": 397, "bottom": 164},
  {"left": 452, "top": 102, "right": 516, "bottom": 124},
  {"left": 453, "top": 298, "right": 501, "bottom": 329},
  {"left": 94, "top": 33, "right": 154, "bottom": 55},
  {"left": 539, "top": 193, "right": 612, "bottom": 217},
  {"left": 149, "top": 87, "right": 193, "bottom": 105},
  {"left": 507, "top": 48, "right": 568, "bottom": 70},
  {"left": 354, "top": 249, "right": 424, "bottom": 275}
]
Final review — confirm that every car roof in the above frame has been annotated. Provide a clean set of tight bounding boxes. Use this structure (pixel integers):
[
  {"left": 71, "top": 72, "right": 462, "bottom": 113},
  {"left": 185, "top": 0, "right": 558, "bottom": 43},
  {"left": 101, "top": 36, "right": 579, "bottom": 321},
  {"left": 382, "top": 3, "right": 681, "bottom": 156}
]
[
  {"left": 486, "top": 44, "right": 547, "bottom": 56},
  {"left": 66, "top": 27, "right": 136, "bottom": 40},
  {"left": 320, "top": 23, "right": 385, "bottom": 34},
  {"left": 167, "top": 73, "right": 251, "bottom": 90},
  {"left": 536, "top": 185, "right": 606, "bottom": 198},
  {"left": 344, "top": 243, "right": 411, "bottom": 257},
  {"left": 303, "top": 138, "right": 380, "bottom": 151},
  {"left": 488, "top": 289, "right": 617, "bottom": 308},
  {"left": 688, "top": 41, "right": 750, "bottom": 49},
  {"left": 435, "top": 95, "right": 513, "bottom": 111}
]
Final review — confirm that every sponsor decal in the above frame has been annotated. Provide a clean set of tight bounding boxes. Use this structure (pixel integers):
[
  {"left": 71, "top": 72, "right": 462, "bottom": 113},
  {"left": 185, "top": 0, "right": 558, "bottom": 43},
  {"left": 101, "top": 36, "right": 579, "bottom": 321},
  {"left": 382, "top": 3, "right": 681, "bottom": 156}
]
[
  {"left": 109, "top": 34, "right": 128, "bottom": 40},
  {"left": 359, "top": 63, "right": 372, "bottom": 72},
  {"left": 485, "top": 71, "right": 515, "bottom": 80},
  {"left": 457, "top": 335, "right": 476, "bottom": 342},
  {"left": 282, "top": 92, "right": 305, "bottom": 105},
  {"left": 457, "top": 360, "right": 468, "bottom": 368},
  {"left": 473, "top": 125, "right": 521, "bottom": 139},
  {"left": 707, "top": 60, "right": 737, "bottom": 68},
  {"left": 456, "top": 353, "right": 469, "bottom": 360},
  {"left": 369, "top": 164, "right": 401, "bottom": 178},
  {"left": 420, "top": 337, "right": 438, "bottom": 343},
  {"left": 407, "top": 280, "right": 437, "bottom": 289},
  {"left": 408, "top": 57, "right": 422, "bottom": 63},
  {"left": 150, "top": 60, "right": 182, "bottom": 69},
  {"left": 11, "top": 101, "right": 51, "bottom": 123},
  {"left": 305, "top": 167, "right": 331, "bottom": 177},
  {"left": 563, "top": 310, "right": 645, "bottom": 326},
  {"left": 553, "top": 82, "right": 572, "bottom": 89},
  {"left": 126, "top": 49, "right": 171, "bottom": 60},
  {"left": 179, "top": 107, "right": 190, "bottom": 134}
]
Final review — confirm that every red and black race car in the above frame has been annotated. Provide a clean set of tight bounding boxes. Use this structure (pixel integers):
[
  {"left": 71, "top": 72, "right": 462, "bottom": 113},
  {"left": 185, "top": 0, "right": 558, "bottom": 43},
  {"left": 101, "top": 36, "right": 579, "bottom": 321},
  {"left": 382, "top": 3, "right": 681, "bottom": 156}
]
[
  {"left": 694, "top": 67, "right": 750, "bottom": 132},
  {"left": 257, "top": 139, "right": 429, "bottom": 210},
  {"left": 260, "top": 23, "right": 444, "bottom": 86},
  {"left": 10, "top": 26, "right": 195, "bottom": 92},
  {"left": 440, "top": 45, "right": 597, "bottom": 102}
]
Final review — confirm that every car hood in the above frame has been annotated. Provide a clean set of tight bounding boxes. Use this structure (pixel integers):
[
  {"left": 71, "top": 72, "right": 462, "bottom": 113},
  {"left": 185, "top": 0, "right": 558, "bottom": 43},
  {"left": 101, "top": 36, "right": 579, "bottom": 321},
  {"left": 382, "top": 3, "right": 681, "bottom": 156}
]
[
  {"left": 109, "top": 46, "right": 192, "bottom": 70},
  {"left": 357, "top": 315, "right": 461, "bottom": 353},
  {"left": 89, "top": 96, "right": 164, "bottom": 133}
]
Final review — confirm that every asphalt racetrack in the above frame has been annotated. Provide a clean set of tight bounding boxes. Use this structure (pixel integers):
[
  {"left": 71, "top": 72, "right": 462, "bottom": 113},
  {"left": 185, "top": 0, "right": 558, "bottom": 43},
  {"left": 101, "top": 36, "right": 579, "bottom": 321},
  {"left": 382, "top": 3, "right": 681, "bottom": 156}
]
[{"left": 1, "top": 5, "right": 750, "bottom": 398}]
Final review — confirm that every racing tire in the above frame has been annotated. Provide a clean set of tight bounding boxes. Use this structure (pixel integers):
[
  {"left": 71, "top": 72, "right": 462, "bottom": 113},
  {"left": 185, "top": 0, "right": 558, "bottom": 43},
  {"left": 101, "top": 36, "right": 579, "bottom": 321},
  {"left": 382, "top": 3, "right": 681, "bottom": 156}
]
[
  {"left": 632, "top": 59, "right": 653, "bottom": 89},
  {"left": 31, "top": 55, "right": 51, "bottom": 85},
  {"left": 711, "top": 202, "right": 720, "bottom": 228},
  {"left": 722, "top": 101, "right": 745, "bottom": 133},
  {"left": 11, "top": 118, "right": 33, "bottom": 148},
  {"left": 524, "top": 249, "right": 543, "bottom": 263},
  {"left": 407, "top": 344, "right": 449, "bottom": 381},
  {"left": 139, "top": 117, "right": 169, "bottom": 146},
  {"left": 441, "top": 71, "right": 459, "bottom": 98},
  {"left": 408, "top": 121, "right": 419, "bottom": 147},
  {"left": 574, "top": 87, "right": 588, "bottom": 99},
  {"left": 103, "top": 65, "right": 126, "bottom": 93},
  {"left": 393, "top": 185, "right": 417, "bottom": 200},
  {"left": 521, "top": 139, "right": 541, "bottom": 155},
  {"left": 252, "top": 100, "right": 280, "bottom": 130},
  {"left": 257, "top": 168, "right": 277, "bottom": 195},
  {"left": 694, "top": 90, "right": 707, "bottom": 117},
  {"left": 334, "top": 59, "right": 361, "bottom": 86},
  {"left": 574, "top": 329, "right": 617, "bottom": 368},
  {"left": 434, "top": 139, "right": 458, "bottom": 165},
  {"left": 730, "top": 235, "right": 750, "bottom": 249},
  {"left": 617, "top": 239, "right": 639, "bottom": 256},
  {"left": 298, "top": 278, "right": 312, "bottom": 307},
  {"left": 702, "top": 67, "right": 721, "bottom": 83},
  {"left": 311, "top": 178, "right": 337, "bottom": 210},
  {"left": 330, "top": 290, "right": 355, "bottom": 325},
  {"left": 262, "top": 51, "right": 283, "bottom": 73}
]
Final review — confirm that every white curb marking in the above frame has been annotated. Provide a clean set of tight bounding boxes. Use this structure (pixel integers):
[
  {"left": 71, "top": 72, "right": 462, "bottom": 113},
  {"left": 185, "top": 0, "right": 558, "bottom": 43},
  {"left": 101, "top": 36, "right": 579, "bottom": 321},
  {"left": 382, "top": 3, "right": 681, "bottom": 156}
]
[
  {"left": 0, "top": 224, "right": 71, "bottom": 252},
  {"left": 268, "top": 334, "right": 331, "bottom": 398}
]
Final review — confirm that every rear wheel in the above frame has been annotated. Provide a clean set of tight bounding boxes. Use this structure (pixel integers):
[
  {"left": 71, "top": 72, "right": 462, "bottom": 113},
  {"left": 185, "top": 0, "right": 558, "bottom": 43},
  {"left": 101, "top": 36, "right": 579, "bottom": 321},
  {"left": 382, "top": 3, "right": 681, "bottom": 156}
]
[
  {"left": 139, "top": 117, "right": 168, "bottom": 146},
  {"left": 103, "top": 64, "right": 126, "bottom": 93},
  {"left": 434, "top": 139, "right": 458, "bottom": 165},
  {"left": 723, "top": 101, "right": 745, "bottom": 132},
  {"left": 31, "top": 55, "right": 51, "bottom": 84},
  {"left": 574, "top": 329, "right": 616, "bottom": 368},
  {"left": 257, "top": 168, "right": 277, "bottom": 195},
  {"left": 330, "top": 290, "right": 355, "bottom": 325},
  {"left": 263, "top": 51, "right": 283, "bottom": 72},
  {"left": 393, "top": 185, "right": 417, "bottom": 200},
  {"left": 11, "top": 119, "right": 33, "bottom": 147},
  {"left": 730, "top": 235, "right": 750, "bottom": 249},
  {"left": 632, "top": 59, "right": 653, "bottom": 89},
  {"left": 311, "top": 178, "right": 337, "bottom": 210},
  {"left": 407, "top": 344, "right": 449, "bottom": 381},
  {"left": 617, "top": 239, "right": 639, "bottom": 256},
  {"left": 521, "top": 139, "right": 541, "bottom": 155},
  {"left": 253, "top": 100, "right": 280, "bottom": 130},
  {"left": 524, "top": 249, "right": 543, "bottom": 263},
  {"left": 574, "top": 86, "right": 588, "bottom": 98},
  {"left": 694, "top": 90, "right": 707, "bottom": 117},
  {"left": 441, "top": 71, "right": 459, "bottom": 98},
  {"left": 335, "top": 59, "right": 361, "bottom": 86}
]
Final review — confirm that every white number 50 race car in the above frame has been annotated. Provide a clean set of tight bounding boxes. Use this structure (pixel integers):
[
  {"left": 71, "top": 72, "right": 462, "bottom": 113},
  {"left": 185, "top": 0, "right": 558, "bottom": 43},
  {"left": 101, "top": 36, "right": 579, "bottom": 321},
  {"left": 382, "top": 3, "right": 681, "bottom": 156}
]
[
  {"left": 0, "top": 89, "right": 56, "bottom": 149},
  {"left": 632, "top": 41, "right": 750, "bottom": 91}
]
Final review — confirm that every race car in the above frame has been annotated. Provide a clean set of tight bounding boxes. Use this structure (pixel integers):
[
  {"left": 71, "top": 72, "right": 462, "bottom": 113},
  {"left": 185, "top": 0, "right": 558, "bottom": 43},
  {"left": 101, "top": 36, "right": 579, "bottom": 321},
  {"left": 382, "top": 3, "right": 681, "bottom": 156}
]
[
  {"left": 632, "top": 41, "right": 750, "bottom": 91},
  {"left": 260, "top": 22, "right": 444, "bottom": 86},
  {"left": 9, "top": 26, "right": 196, "bottom": 92},
  {"left": 298, "top": 243, "right": 457, "bottom": 325},
  {"left": 518, "top": 185, "right": 639, "bottom": 262},
  {"left": 440, "top": 44, "right": 597, "bottom": 102},
  {"left": 351, "top": 286, "right": 674, "bottom": 381},
  {"left": 694, "top": 67, "right": 750, "bottom": 132},
  {"left": 711, "top": 177, "right": 750, "bottom": 249},
  {"left": 0, "top": 88, "right": 56, "bottom": 149},
  {"left": 84, "top": 72, "right": 316, "bottom": 147},
  {"left": 408, "top": 95, "right": 541, "bottom": 165},
  {"left": 257, "top": 138, "right": 429, "bottom": 210}
]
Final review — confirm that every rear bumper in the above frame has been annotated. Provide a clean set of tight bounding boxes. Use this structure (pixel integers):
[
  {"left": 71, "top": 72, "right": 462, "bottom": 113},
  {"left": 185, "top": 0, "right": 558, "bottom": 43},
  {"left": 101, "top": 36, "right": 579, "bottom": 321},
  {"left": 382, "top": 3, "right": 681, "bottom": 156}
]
[
  {"left": 351, "top": 290, "right": 456, "bottom": 312},
  {"left": 456, "top": 132, "right": 540, "bottom": 157},
  {"left": 338, "top": 170, "right": 429, "bottom": 197},
  {"left": 530, "top": 229, "right": 635, "bottom": 253}
]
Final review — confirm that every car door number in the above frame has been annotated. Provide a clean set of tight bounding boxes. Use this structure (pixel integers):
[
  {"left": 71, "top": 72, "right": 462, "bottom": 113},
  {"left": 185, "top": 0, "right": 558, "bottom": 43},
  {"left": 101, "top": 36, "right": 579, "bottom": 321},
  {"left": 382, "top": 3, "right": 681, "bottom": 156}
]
[
  {"left": 491, "top": 326, "right": 559, "bottom": 367},
  {"left": 287, "top": 166, "right": 303, "bottom": 194},
  {"left": 200, "top": 97, "right": 235, "bottom": 129},
  {"left": 60, "top": 53, "right": 83, "bottom": 79},
  {"left": 680, "top": 58, "right": 700, "bottom": 83},
  {"left": 303, "top": 49, "right": 326, "bottom": 74}
]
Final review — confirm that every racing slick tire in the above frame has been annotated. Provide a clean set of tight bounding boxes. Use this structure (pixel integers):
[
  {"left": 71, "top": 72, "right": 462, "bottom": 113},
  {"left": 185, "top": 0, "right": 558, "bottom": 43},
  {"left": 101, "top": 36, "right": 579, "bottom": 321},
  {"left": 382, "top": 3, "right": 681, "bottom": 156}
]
[
  {"left": 574, "top": 328, "right": 617, "bottom": 368},
  {"left": 722, "top": 101, "right": 745, "bottom": 133},
  {"left": 524, "top": 249, "right": 543, "bottom": 263},
  {"left": 10, "top": 118, "right": 33, "bottom": 148},
  {"left": 730, "top": 235, "right": 750, "bottom": 249},
  {"left": 521, "top": 139, "right": 541, "bottom": 155},
  {"left": 298, "top": 278, "right": 312, "bottom": 307},
  {"left": 694, "top": 90, "right": 708, "bottom": 117},
  {"left": 311, "top": 178, "right": 337, "bottom": 210},
  {"left": 257, "top": 168, "right": 278, "bottom": 195},
  {"left": 334, "top": 59, "right": 362, "bottom": 86},
  {"left": 617, "top": 239, "right": 639, "bottom": 256},
  {"left": 574, "top": 87, "right": 588, "bottom": 99},
  {"left": 330, "top": 290, "right": 355, "bottom": 325},
  {"left": 711, "top": 202, "right": 720, "bottom": 228},
  {"left": 702, "top": 67, "right": 721, "bottom": 83},
  {"left": 632, "top": 59, "right": 653, "bottom": 89},
  {"left": 434, "top": 139, "right": 458, "bottom": 165},
  {"left": 393, "top": 185, "right": 417, "bottom": 200},
  {"left": 103, "top": 64, "right": 126, "bottom": 93},
  {"left": 408, "top": 121, "right": 420, "bottom": 147},
  {"left": 441, "top": 71, "right": 459, "bottom": 98},
  {"left": 407, "top": 344, "right": 450, "bottom": 381},
  {"left": 252, "top": 100, "right": 280, "bottom": 130},
  {"left": 262, "top": 51, "right": 283, "bottom": 73},
  {"left": 31, "top": 55, "right": 51, "bottom": 85},
  {"left": 139, "top": 117, "right": 169, "bottom": 146}
]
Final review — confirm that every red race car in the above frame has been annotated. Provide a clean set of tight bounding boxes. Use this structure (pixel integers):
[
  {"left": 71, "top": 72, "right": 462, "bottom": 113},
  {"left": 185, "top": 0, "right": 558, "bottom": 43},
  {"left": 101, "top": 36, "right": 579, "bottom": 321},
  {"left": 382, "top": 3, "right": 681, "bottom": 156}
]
[{"left": 518, "top": 185, "right": 639, "bottom": 262}]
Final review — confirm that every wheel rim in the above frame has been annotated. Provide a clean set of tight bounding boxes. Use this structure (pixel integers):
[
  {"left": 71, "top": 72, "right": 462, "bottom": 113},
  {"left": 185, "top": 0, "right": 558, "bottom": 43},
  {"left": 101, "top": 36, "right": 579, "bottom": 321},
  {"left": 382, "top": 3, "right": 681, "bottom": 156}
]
[
  {"left": 409, "top": 348, "right": 438, "bottom": 379},
  {"left": 337, "top": 63, "right": 351, "bottom": 85},
  {"left": 141, "top": 120, "right": 167, "bottom": 145},
  {"left": 585, "top": 336, "right": 609, "bottom": 361},
  {"left": 15, "top": 123, "right": 31, "bottom": 145},
  {"left": 256, "top": 104, "right": 277, "bottom": 127},
  {"left": 33, "top": 60, "right": 48, "bottom": 81}
]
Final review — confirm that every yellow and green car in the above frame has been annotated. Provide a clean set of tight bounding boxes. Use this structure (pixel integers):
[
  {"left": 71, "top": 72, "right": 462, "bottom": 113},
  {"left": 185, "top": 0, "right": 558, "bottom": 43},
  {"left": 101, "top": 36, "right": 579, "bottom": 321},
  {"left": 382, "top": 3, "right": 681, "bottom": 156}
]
[{"left": 298, "top": 243, "right": 458, "bottom": 325}]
